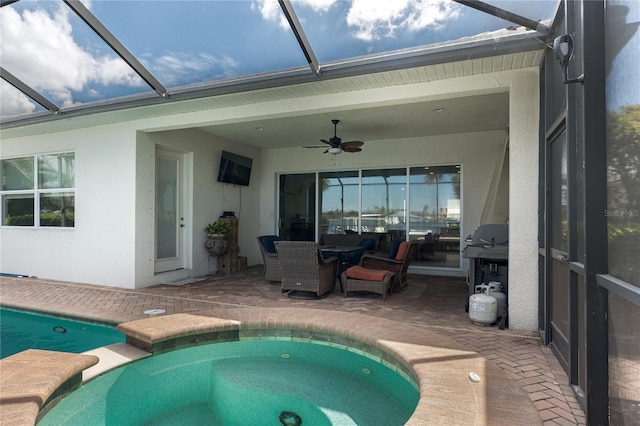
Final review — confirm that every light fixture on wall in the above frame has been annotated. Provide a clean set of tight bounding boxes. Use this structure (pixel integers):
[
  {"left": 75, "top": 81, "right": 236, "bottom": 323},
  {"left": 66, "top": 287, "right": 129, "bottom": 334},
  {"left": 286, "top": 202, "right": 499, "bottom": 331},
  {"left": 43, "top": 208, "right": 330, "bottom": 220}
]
[{"left": 553, "top": 34, "right": 584, "bottom": 84}]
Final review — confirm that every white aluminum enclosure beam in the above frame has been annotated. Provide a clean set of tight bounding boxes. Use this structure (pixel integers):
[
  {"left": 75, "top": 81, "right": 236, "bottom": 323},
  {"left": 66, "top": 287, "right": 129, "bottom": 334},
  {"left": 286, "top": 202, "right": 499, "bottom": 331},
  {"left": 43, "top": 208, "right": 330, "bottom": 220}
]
[
  {"left": 454, "top": 0, "right": 550, "bottom": 34},
  {"left": 0, "top": 67, "right": 60, "bottom": 113},
  {"left": 278, "top": 0, "right": 321, "bottom": 76},
  {"left": 63, "top": 0, "right": 168, "bottom": 98}
]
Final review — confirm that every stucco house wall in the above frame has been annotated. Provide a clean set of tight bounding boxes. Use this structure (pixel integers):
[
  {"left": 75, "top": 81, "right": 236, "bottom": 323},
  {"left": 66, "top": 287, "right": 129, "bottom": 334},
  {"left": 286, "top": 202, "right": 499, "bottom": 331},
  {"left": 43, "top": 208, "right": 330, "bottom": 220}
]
[
  {"left": 0, "top": 124, "right": 261, "bottom": 289},
  {"left": 1, "top": 66, "right": 539, "bottom": 330},
  {"left": 135, "top": 128, "right": 261, "bottom": 286},
  {"left": 1, "top": 124, "right": 138, "bottom": 287}
]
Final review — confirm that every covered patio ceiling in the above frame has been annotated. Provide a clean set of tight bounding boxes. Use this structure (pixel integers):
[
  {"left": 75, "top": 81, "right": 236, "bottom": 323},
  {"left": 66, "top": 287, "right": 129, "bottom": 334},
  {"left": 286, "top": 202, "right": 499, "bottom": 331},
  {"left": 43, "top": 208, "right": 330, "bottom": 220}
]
[
  {"left": 1, "top": 1, "right": 557, "bottom": 146},
  {"left": 194, "top": 91, "right": 511, "bottom": 150}
]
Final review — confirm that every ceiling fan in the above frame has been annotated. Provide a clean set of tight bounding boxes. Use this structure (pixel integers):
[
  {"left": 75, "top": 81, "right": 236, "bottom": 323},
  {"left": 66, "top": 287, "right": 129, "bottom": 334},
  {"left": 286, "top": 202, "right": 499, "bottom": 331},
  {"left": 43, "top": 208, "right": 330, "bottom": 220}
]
[{"left": 319, "top": 119, "right": 364, "bottom": 155}]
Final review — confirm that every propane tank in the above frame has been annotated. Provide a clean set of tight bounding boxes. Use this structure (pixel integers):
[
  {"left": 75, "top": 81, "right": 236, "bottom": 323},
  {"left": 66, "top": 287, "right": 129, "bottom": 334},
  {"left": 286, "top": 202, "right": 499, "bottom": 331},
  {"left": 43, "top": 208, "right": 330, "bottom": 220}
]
[
  {"left": 469, "top": 287, "right": 497, "bottom": 326},
  {"left": 474, "top": 283, "right": 489, "bottom": 294},
  {"left": 487, "top": 281, "right": 507, "bottom": 319}
]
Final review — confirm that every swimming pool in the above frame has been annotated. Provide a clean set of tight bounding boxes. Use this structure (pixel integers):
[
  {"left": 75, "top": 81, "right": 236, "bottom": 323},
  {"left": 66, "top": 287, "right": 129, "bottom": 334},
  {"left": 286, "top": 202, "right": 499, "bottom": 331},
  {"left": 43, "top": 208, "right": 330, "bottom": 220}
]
[
  {"left": 0, "top": 308, "right": 125, "bottom": 359},
  {"left": 38, "top": 339, "right": 419, "bottom": 425}
]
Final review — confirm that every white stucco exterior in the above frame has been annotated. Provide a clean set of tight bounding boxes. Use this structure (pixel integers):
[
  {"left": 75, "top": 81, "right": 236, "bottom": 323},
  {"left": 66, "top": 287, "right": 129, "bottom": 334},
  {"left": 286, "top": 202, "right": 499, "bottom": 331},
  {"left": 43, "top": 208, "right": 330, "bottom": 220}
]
[{"left": 0, "top": 66, "right": 539, "bottom": 331}]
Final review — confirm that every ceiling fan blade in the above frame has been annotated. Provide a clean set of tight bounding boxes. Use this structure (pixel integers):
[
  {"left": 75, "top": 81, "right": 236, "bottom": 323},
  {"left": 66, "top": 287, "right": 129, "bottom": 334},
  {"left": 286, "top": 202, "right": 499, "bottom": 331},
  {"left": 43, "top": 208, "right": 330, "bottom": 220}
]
[
  {"left": 341, "top": 140, "right": 364, "bottom": 149},
  {"left": 342, "top": 146, "right": 362, "bottom": 153},
  {"left": 303, "top": 145, "right": 327, "bottom": 149},
  {"left": 320, "top": 139, "right": 332, "bottom": 145}
]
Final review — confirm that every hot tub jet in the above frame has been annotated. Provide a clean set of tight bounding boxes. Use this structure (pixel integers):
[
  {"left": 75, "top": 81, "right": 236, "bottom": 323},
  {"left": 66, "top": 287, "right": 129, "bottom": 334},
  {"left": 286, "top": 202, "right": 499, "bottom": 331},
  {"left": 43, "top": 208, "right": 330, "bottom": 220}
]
[{"left": 279, "top": 411, "right": 302, "bottom": 426}]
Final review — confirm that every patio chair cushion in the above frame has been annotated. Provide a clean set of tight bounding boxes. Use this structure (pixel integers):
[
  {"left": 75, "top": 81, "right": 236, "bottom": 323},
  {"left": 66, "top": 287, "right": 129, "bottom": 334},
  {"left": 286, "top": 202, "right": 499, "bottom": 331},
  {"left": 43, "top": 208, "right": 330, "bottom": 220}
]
[
  {"left": 388, "top": 240, "right": 401, "bottom": 259},
  {"left": 395, "top": 242, "right": 411, "bottom": 261},
  {"left": 260, "top": 235, "right": 281, "bottom": 253},
  {"left": 345, "top": 265, "right": 390, "bottom": 281}
]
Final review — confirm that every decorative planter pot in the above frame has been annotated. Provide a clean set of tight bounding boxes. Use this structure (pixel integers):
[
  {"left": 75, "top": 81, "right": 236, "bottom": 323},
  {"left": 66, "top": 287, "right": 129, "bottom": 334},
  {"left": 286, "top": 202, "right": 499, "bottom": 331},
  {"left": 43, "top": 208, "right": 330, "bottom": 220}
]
[{"left": 205, "top": 235, "right": 228, "bottom": 256}]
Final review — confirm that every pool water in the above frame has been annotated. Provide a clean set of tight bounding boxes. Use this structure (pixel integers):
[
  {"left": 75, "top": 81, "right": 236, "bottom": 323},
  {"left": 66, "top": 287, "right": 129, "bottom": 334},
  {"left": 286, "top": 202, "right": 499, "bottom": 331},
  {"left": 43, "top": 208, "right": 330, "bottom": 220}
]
[
  {"left": 38, "top": 339, "right": 419, "bottom": 425},
  {"left": 0, "top": 308, "right": 125, "bottom": 359}
]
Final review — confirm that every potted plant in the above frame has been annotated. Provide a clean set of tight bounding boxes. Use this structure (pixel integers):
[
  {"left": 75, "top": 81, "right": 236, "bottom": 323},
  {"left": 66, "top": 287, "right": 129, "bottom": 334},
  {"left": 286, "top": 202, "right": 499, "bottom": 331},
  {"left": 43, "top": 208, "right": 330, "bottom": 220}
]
[
  {"left": 205, "top": 221, "right": 232, "bottom": 256},
  {"left": 205, "top": 221, "right": 231, "bottom": 237}
]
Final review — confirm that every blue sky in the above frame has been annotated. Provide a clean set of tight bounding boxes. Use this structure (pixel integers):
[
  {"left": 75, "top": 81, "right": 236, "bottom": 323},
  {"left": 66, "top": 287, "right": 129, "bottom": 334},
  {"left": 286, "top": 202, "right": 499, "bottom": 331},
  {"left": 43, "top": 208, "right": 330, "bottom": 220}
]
[{"left": 1, "top": 0, "right": 559, "bottom": 118}]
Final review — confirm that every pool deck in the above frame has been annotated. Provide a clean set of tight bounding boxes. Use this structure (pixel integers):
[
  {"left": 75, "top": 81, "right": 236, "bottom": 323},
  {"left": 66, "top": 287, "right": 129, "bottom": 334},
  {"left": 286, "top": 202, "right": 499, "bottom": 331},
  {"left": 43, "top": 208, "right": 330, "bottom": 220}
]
[{"left": 0, "top": 267, "right": 586, "bottom": 425}]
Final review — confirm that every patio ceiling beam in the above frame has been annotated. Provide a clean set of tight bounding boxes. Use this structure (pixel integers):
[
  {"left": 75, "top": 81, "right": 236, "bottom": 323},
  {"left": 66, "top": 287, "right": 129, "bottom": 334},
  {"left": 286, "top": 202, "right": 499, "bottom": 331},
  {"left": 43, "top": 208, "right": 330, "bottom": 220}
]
[
  {"left": 1, "top": 67, "right": 60, "bottom": 113},
  {"left": 63, "top": 0, "right": 168, "bottom": 98},
  {"left": 454, "top": 0, "right": 550, "bottom": 34},
  {"left": 278, "top": 0, "right": 321, "bottom": 76}
]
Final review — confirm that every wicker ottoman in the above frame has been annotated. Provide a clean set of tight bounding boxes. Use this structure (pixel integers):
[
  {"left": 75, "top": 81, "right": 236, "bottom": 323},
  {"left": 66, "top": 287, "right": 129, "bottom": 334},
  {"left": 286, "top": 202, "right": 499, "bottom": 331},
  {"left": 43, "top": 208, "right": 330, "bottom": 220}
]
[{"left": 341, "top": 266, "right": 396, "bottom": 301}]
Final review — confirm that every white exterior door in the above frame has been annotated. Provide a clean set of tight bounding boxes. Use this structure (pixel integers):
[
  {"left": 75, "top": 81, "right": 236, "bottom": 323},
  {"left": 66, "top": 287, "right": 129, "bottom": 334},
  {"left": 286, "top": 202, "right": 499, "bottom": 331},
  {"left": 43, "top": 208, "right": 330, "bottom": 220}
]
[{"left": 155, "top": 149, "right": 187, "bottom": 273}]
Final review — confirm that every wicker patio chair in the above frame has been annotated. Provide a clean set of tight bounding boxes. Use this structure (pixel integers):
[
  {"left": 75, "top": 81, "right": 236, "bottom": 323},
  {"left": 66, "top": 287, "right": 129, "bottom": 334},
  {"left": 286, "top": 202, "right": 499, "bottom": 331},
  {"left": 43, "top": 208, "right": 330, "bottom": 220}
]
[
  {"left": 257, "top": 235, "right": 282, "bottom": 283},
  {"left": 274, "top": 241, "right": 339, "bottom": 298},
  {"left": 360, "top": 241, "right": 418, "bottom": 291}
]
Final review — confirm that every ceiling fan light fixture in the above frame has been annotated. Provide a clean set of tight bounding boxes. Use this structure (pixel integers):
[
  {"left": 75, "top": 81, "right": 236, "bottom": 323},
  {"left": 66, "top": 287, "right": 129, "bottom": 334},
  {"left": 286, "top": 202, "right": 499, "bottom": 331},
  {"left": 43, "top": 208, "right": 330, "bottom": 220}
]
[{"left": 319, "top": 119, "right": 364, "bottom": 155}]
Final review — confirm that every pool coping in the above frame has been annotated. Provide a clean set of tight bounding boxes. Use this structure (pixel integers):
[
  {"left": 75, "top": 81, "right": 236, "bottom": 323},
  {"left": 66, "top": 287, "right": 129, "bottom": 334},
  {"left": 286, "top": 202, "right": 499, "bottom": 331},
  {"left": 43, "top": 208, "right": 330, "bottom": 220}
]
[
  {"left": 0, "top": 302, "right": 127, "bottom": 327},
  {"left": 2, "top": 307, "right": 543, "bottom": 425},
  {"left": 0, "top": 350, "right": 99, "bottom": 426}
]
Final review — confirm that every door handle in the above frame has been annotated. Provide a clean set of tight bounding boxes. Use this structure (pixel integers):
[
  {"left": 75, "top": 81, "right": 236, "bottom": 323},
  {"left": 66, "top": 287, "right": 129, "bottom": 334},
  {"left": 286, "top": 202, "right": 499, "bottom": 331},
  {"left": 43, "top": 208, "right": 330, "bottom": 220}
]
[{"left": 180, "top": 224, "right": 185, "bottom": 228}]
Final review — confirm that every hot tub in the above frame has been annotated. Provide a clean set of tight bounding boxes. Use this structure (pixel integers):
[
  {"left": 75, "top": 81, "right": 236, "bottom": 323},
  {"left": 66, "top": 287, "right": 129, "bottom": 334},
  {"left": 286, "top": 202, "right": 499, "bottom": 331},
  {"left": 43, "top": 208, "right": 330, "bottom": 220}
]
[{"left": 38, "top": 338, "right": 418, "bottom": 425}]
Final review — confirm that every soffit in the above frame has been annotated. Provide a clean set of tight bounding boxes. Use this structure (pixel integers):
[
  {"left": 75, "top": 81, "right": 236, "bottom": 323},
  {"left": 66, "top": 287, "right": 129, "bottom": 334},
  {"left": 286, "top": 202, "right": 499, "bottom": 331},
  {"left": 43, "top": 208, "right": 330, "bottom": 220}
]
[{"left": 1, "top": 50, "right": 542, "bottom": 142}]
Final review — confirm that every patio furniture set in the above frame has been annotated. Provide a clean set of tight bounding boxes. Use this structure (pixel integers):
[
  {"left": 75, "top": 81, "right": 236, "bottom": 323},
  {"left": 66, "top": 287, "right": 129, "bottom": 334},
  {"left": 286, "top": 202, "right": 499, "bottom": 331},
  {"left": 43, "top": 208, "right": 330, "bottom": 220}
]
[{"left": 257, "top": 234, "right": 418, "bottom": 300}]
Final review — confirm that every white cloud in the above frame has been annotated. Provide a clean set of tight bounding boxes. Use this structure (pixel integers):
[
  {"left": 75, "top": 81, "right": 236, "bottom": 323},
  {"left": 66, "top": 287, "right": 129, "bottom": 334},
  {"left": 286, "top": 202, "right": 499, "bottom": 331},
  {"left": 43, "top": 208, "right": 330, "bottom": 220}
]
[
  {"left": 347, "top": 0, "right": 461, "bottom": 41},
  {"left": 252, "top": 0, "right": 337, "bottom": 29},
  {"left": 296, "top": 0, "right": 336, "bottom": 13},
  {"left": 254, "top": 0, "right": 460, "bottom": 41},
  {"left": 0, "top": 81, "right": 37, "bottom": 118},
  {"left": 149, "top": 52, "right": 240, "bottom": 86},
  {"left": 0, "top": 2, "right": 141, "bottom": 115},
  {"left": 252, "top": 0, "right": 289, "bottom": 29}
]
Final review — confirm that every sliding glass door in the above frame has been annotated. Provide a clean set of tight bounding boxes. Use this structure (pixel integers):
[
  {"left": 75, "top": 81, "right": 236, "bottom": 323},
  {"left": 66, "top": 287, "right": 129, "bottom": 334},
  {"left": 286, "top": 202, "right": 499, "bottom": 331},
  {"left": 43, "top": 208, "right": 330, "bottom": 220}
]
[
  {"left": 278, "top": 164, "right": 462, "bottom": 270},
  {"left": 409, "top": 165, "right": 461, "bottom": 268}
]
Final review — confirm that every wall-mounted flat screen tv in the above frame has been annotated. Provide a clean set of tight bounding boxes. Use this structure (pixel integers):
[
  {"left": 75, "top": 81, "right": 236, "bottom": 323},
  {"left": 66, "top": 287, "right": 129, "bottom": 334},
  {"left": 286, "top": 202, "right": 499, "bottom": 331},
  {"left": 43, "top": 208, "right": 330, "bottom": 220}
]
[{"left": 217, "top": 151, "right": 253, "bottom": 186}]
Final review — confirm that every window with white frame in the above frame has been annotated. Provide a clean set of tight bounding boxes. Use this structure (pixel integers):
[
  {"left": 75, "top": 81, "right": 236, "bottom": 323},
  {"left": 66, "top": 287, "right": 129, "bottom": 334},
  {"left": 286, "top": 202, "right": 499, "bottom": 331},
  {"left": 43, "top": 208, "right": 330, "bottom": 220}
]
[{"left": 1, "top": 153, "right": 75, "bottom": 227}]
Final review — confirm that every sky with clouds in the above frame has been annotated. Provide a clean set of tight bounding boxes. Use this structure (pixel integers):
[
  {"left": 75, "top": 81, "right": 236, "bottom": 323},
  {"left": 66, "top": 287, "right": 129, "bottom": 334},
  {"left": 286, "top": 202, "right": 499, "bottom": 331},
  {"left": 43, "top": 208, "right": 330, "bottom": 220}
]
[{"left": 0, "top": 0, "right": 559, "bottom": 120}]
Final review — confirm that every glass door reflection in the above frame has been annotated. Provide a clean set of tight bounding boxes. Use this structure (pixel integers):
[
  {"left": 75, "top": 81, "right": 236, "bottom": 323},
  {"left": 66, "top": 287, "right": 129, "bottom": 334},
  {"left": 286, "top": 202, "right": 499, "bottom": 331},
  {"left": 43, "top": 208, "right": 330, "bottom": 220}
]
[
  {"left": 279, "top": 173, "right": 316, "bottom": 241},
  {"left": 409, "top": 165, "right": 461, "bottom": 268},
  {"left": 319, "top": 171, "right": 359, "bottom": 235}
]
